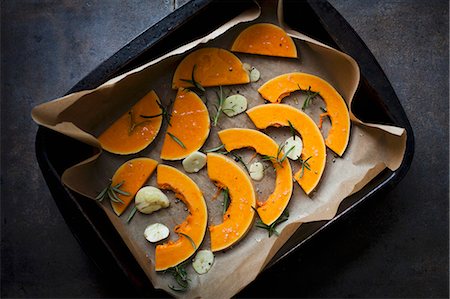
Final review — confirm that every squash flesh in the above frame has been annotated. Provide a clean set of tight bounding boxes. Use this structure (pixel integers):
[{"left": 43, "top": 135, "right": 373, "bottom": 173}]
[
  {"left": 207, "top": 153, "right": 256, "bottom": 252},
  {"left": 160, "top": 89, "right": 210, "bottom": 160},
  {"left": 155, "top": 164, "right": 208, "bottom": 271},
  {"left": 98, "top": 90, "right": 163, "bottom": 155},
  {"left": 172, "top": 47, "right": 250, "bottom": 89},
  {"left": 231, "top": 23, "right": 297, "bottom": 58},
  {"left": 218, "top": 128, "right": 293, "bottom": 225},
  {"left": 258, "top": 72, "right": 351, "bottom": 156},
  {"left": 247, "top": 104, "right": 326, "bottom": 194},
  {"left": 110, "top": 158, "right": 158, "bottom": 216}
]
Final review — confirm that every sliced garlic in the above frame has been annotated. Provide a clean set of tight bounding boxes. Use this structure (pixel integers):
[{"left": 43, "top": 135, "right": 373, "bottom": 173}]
[
  {"left": 135, "top": 186, "right": 170, "bottom": 214},
  {"left": 284, "top": 136, "right": 303, "bottom": 160},
  {"left": 223, "top": 94, "right": 248, "bottom": 117},
  {"left": 243, "top": 62, "right": 252, "bottom": 71},
  {"left": 182, "top": 151, "right": 207, "bottom": 173},
  {"left": 249, "top": 161, "right": 264, "bottom": 181},
  {"left": 192, "top": 249, "right": 214, "bottom": 274},
  {"left": 144, "top": 223, "right": 170, "bottom": 243},
  {"left": 249, "top": 68, "right": 260, "bottom": 82}
]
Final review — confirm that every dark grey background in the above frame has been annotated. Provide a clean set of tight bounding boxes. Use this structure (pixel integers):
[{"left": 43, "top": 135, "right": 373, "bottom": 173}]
[{"left": 1, "top": 0, "right": 448, "bottom": 297}]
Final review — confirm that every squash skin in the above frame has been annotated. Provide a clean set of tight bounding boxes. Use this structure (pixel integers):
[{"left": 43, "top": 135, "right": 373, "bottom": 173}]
[
  {"left": 172, "top": 47, "right": 250, "bottom": 89},
  {"left": 160, "top": 88, "right": 210, "bottom": 160},
  {"left": 258, "top": 72, "right": 351, "bottom": 156},
  {"left": 98, "top": 90, "right": 163, "bottom": 155},
  {"left": 247, "top": 104, "right": 326, "bottom": 194},
  {"left": 155, "top": 164, "right": 208, "bottom": 271},
  {"left": 218, "top": 128, "right": 293, "bottom": 226},
  {"left": 207, "top": 153, "right": 256, "bottom": 252},
  {"left": 231, "top": 23, "right": 298, "bottom": 58},
  {"left": 110, "top": 158, "right": 158, "bottom": 216}
]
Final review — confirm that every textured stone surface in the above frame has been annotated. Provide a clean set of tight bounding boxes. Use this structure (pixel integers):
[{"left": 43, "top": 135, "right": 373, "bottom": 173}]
[
  {"left": 1, "top": 0, "right": 448, "bottom": 297},
  {"left": 1, "top": 1, "right": 174, "bottom": 297}
]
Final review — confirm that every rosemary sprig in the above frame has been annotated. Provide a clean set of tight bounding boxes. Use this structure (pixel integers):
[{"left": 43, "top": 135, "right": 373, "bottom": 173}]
[
  {"left": 298, "top": 156, "right": 312, "bottom": 178},
  {"left": 126, "top": 206, "right": 138, "bottom": 224},
  {"left": 279, "top": 145, "right": 295, "bottom": 164},
  {"left": 141, "top": 99, "right": 172, "bottom": 126},
  {"left": 166, "top": 261, "right": 190, "bottom": 292},
  {"left": 167, "top": 132, "right": 186, "bottom": 148},
  {"left": 211, "top": 86, "right": 233, "bottom": 126},
  {"left": 96, "top": 180, "right": 129, "bottom": 204},
  {"left": 222, "top": 188, "right": 230, "bottom": 215},
  {"left": 180, "top": 64, "right": 205, "bottom": 93},
  {"left": 301, "top": 85, "right": 320, "bottom": 111},
  {"left": 204, "top": 144, "right": 225, "bottom": 153},
  {"left": 260, "top": 143, "right": 295, "bottom": 167},
  {"left": 166, "top": 233, "right": 195, "bottom": 292},
  {"left": 178, "top": 232, "right": 196, "bottom": 250},
  {"left": 287, "top": 120, "right": 296, "bottom": 139},
  {"left": 255, "top": 209, "right": 289, "bottom": 237}
]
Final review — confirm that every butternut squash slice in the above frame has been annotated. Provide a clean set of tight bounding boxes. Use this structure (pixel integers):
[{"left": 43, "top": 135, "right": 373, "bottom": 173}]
[
  {"left": 258, "top": 72, "right": 351, "bottom": 156},
  {"left": 218, "top": 128, "right": 293, "bottom": 225},
  {"left": 160, "top": 89, "right": 210, "bottom": 160},
  {"left": 155, "top": 164, "right": 208, "bottom": 271},
  {"left": 247, "top": 104, "right": 326, "bottom": 194},
  {"left": 172, "top": 47, "right": 250, "bottom": 89},
  {"left": 231, "top": 23, "right": 297, "bottom": 58},
  {"left": 110, "top": 157, "right": 158, "bottom": 216},
  {"left": 207, "top": 153, "right": 256, "bottom": 252},
  {"left": 98, "top": 90, "right": 163, "bottom": 155}
]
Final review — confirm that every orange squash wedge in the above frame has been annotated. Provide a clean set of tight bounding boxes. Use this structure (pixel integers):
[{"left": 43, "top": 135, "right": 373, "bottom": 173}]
[
  {"left": 172, "top": 47, "right": 250, "bottom": 89},
  {"left": 98, "top": 90, "right": 163, "bottom": 155},
  {"left": 155, "top": 164, "right": 208, "bottom": 271},
  {"left": 247, "top": 104, "right": 326, "bottom": 194},
  {"left": 258, "top": 72, "right": 351, "bottom": 156},
  {"left": 110, "top": 157, "right": 158, "bottom": 216},
  {"left": 218, "top": 128, "right": 293, "bottom": 225},
  {"left": 231, "top": 23, "right": 297, "bottom": 58},
  {"left": 207, "top": 153, "right": 256, "bottom": 252},
  {"left": 160, "top": 88, "right": 210, "bottom": 160}
]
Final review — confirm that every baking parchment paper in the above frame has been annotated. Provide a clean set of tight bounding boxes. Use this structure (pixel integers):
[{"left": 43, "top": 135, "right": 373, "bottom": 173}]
[{"left": 31, "top": 1, "right": 407, "bottom": 297}]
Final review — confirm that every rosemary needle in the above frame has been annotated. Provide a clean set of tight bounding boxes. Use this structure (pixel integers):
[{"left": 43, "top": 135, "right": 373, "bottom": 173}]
[
  {"left": 178, "top": 232, "right": 196, "bottom": 250},
  {"left": 260, "top": 143, "right": 294, "bottom": 167},
  {"left": 298, "top": 156, "right": 312, "bottom": 178},
  {"left": 180, "top": 64, "right": 205, "bottom": 93},
  {"left": 141, "top": 99, "right": 172, "bottom": 126},
  {"left": 167, "top": 132, "right": 186, "bottom": 148},
  {"left": 222, "top": 188, "right": 230, "bottom": 216},
  {"left": 301, "top": 85, "right": 320, "bottom": 111},
  {"left": 166, "top": 261, "right": 190, "bottom": 292},
  {"left": 204, "top": 144, "right": 225, "bottom": 153},
  {"left": 287, "top": 120, "right": 296, "bottom": 139},
  {"left": 126, "top": 206, "right": 138, "bottom": 224}
]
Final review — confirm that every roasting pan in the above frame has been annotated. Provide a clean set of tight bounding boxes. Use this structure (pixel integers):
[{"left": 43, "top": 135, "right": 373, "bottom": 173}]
[{"left": 35, "top": 0, "right": 414, "bottom": 296}]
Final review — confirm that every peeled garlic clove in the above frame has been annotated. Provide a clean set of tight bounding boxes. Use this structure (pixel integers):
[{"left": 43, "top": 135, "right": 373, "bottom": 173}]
[
  {"left": 135, "top": 186, "right": 170, "bottom": 214},
  {"left": 249, "top": 161, "right": 264, "bottom": 181},
  {"left": 249, "top": 68, "right": 260, "bottom": 82},
  {"left": 144, "top": 223, "right": 170, "bottom": 243},
  {"left": 243, "top": 62, "right": 252, "bottom": 71},
  {"left": 284, "top": 136, "right": 303, "bottom": 160},
  {"left": 223, "top": 94, "right": 248, "bottom": 117},
  {"left": 182, "top": 151, "right": 207, "bottom": 173},
  {"left": 192, "top": 249, "right": 214, "bottom": 274}
]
